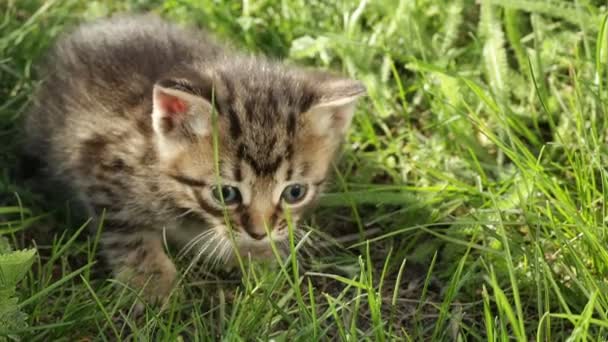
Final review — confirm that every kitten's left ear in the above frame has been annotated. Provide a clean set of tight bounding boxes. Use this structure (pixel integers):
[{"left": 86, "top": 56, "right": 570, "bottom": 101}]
[
  {"left": 306, "top": 79, "right": 366, "bottom": 136},
  {"left": 152, "top": 79, "right": 213, "bottom": 138}
]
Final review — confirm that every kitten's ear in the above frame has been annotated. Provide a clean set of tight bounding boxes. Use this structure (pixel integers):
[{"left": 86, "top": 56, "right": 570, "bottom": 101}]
[
  {"left": 306, "top": 79, "right": 366, "bottom": 136},
  {"left": 152, "top": 80, "right": 213, "bottom": 137}
]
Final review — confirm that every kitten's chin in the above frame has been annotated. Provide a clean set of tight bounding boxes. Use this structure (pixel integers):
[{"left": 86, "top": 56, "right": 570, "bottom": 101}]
[
  {"left": 223, "top": 239, "right": 287, "bottom": 266},
  {"left": 239, "top": 244, "right": 276, "bottom": 259}
]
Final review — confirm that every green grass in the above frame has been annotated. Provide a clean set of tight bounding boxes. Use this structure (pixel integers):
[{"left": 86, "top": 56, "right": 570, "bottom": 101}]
[{"left": 2, "top": 0, "right": 608, "bottom": 340}]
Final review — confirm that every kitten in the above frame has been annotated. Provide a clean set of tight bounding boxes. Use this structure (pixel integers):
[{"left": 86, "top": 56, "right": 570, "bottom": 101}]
[{"left": 24, "top": 14, "right": 365, "bottom": 304}]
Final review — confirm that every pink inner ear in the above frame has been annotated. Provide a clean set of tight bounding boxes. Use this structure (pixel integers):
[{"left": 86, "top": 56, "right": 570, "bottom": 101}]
[{"left": 159, "top": 93, "right": 188, "bottom": 115}]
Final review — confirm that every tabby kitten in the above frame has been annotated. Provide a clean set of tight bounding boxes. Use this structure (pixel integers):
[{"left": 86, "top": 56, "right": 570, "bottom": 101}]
[{"left": 25, "top": 14, "right": 365, "bottom": 303}]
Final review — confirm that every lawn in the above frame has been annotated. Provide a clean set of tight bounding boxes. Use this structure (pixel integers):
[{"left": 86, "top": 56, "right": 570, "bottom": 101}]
[{"left": 2, "top": 0, "right": 608, "bottom": 340}]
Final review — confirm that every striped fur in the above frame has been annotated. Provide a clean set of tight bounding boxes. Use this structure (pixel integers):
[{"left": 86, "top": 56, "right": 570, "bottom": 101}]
[{"left": 24, "top": 14, "right": 365, "bottom": 304}]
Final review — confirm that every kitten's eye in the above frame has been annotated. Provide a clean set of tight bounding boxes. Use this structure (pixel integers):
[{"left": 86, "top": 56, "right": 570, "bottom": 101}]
[
  {"left": 211, "top": 185, "right": 242, "bottom": 206},
  {"left": 281, "top": 184, "right": 308, "bottom": 204}
]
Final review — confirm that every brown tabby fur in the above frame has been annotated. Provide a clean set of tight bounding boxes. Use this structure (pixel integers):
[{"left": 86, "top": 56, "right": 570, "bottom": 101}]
[{"left": 24, "top": 14, "right": 365, "bottom": 304}]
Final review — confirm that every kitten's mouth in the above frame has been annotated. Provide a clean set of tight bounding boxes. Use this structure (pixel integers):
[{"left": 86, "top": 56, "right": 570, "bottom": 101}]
[{"left": 230, "top": 232, "right": 291, "bottom": 261}]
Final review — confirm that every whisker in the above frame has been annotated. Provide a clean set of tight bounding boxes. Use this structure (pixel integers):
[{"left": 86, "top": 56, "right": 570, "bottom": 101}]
[
  {"left": 294, "top": 228, "right": 326, "bottom": 259},
  {"left": 216, "top": 238, "right": 231, "bottom": 268},
  {"left": 175, "top": 208, "right": 195, "bottom": 219},
  {"left": 292, "top": 230, "right": 313, "bottom": 258},
  {"left": 178, "top": 229, "right": 216, "bottom": 259},
  {"left": 204, "top": 242, "right": 220, "bottom": 270},
  {"left": 218, "top": 238, "right": 233, "bottom": 266},
  {"left": 209, "top": 240, "right": 225, "bottom": 270},
  {"left": 185, "top": 231, "right": 220, "bottom": 276},
  {"left": 199, "top": 233, "right": 226, "bottom": 270},
  {"left": 178, "top": 230, "right": 207, "bottom": 257},
  {"left": 196, "top": 232, "right": 219, "bottom": 261},
  {"left": 279, "top": 238, "right": 289, "bottom": 251},
  {"left": 183, "top": 229, "right": 215, "bottom": 254}
]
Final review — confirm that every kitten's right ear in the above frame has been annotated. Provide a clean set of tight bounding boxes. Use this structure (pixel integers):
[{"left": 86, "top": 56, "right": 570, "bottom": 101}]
[
  {"left": 305, "top": 79, "right": 366, "bottom": 136},
  {"left": 152, "top": 80, "right": 213, "bottom": 138}
]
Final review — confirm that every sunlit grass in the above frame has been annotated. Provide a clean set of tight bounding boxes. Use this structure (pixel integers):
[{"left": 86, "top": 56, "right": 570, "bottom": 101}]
[{"left": 2, "top": 0, "right": 608, "bottom": 340}]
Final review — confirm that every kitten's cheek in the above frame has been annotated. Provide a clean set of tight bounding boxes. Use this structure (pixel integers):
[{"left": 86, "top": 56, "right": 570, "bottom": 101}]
[
  {"left": 271, "top": 219, "right": 295, "bottom": 240},
  {"left": 274, "top": 225, "right": 288, "bottom": 238}
]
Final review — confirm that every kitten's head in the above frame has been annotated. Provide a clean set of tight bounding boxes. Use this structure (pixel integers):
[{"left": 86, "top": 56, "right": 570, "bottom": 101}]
[{"left": 151, "top": 59, "right": 365, "bottom": 261}]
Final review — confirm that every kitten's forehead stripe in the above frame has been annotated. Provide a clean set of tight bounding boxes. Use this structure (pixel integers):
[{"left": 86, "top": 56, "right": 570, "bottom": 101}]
[
  {"left": 227, "top": 106, "right": 242, "bottom": 139},
  {"left": 234, "top": 166, "right": 242, "bottom": 182},
  {"left": 285, "top": 143, "right": 294, "bottom": 160},
  {"left": 300, "top": 161, "right": 311, "bottom": 177},
  {"left": 218, "top": 73, "right": 242, "bottom": 139},
  {"left": 242, "top": 151, "right": 283, "bottom": 176},
  {"left": 204, "top": 63, "right": 330, "bottom": 182},
  {"left": 286, "top": 167, "right": 293, "bottom": 181},
  {"left": 286, "top": 110, "right": 296, "bottom": 136},
  {"left": 285, "top": 143, "right": 294, "bottom": 180},
  {"left": 237, "top": 142, "right": 283, "bottom": 176}
]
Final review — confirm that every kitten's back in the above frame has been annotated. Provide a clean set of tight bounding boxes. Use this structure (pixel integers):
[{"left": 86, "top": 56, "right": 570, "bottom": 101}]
[
  {"left": 45, "top": 14, "right": 220, "bottom": 92},
  {"left": 25, "top": 14, "right": 222, "bottom": 161}
]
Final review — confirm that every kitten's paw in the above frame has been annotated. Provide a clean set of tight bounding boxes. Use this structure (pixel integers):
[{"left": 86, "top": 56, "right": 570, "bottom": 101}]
[{"left": 117, "top": 256, "right": 178, "bottom": 307}]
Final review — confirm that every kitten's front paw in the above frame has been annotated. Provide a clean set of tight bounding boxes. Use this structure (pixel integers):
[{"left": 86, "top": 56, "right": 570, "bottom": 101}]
[{"left": 117, "top": 255, "right": 178, "bottom": 307}]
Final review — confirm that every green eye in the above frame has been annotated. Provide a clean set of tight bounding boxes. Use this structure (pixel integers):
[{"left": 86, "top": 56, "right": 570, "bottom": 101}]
[
  {"left": 211, "top": 185, "right": 242, "bottom": 205},
  {"left": 281, "top": 184, "right": 308, "bottom": 204}
]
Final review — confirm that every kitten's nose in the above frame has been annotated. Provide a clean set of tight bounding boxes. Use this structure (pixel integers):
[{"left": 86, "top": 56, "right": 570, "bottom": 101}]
[
  {"left": 241, "top": 215, "right": 272, "bottom": 240},
  {"left": 242, "top": 210, "right": 274, "bottom": 240},
  {"left": 247, "top": 231, "right": 266, "bottom": 240}
]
